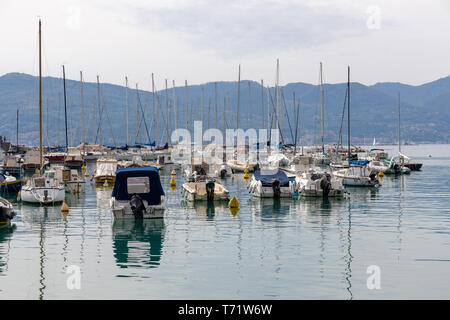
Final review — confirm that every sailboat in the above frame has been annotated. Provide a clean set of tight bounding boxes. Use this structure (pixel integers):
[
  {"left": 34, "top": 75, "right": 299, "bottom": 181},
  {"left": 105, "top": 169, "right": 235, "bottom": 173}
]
[
  {"left": 331, "top": 67, "right": 380, "bottom": 188},
  {"left": 21, "top": 20, "right": 65, "bottom": 205},
  {"left": 312, "top": 62, "right": 332, "bottom": 166}
]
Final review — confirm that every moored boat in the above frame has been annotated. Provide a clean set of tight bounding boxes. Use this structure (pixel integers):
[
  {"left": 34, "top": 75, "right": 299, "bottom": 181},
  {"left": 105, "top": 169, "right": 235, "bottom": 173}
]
[
  {"left": 248, "top": 168, "right": 294, "bottom": 198},
  {"left": 110, "top": 167, "right": 166, "bottom": 219},
  {"left": 94, "top": 158, "right": 117, "bottom": 184}
]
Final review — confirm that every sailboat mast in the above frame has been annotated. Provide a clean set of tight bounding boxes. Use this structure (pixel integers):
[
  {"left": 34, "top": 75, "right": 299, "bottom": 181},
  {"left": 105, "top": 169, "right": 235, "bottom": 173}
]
[
  {"left": 39, "top": 19, "right": 43, "bottom": 171},
  {"left": 125, "top": 76, "right": 129, "bottom": 146},
  {"left": 201, "top": 87, "right": 204, "bottom": 127},
  {"left": 16, "top": 109, "right": 19, "bottom": 147},
  {"left": 248, "top": 82, "right": 252, "bottom": 129},
  {"left": 172, "top": 80, "right": 177, "bottom": 131},
  {"left": 320, "top": 62, "right": 325, "bottom": 153},
  {"left": 152, "top": 73, "right": 156, "bottom": 144},
  {"left": 185, "top": 80, "right": 188, "bottom": 132},
  {"left": 261, "top": 79, "right": 264, "bottom": 130},
  {"left": 398, "top": 92, "right": 401, "bottom": 154},
  {"left": 96, "top": 75, "right": 102, "bottom": 146},
  {"left": 80, "top": 71, "right": 85, "bottom": 144},
  {"left": 237, "top": 65, "right": 241, "bottom": 129},
  {"left": 63, "top": 65, "right": 68, "bottom": 153},
  {"left": 347, "top": 66, "right": 351, "bottom": 158},
  {"left": 275, "top": 59, "right": 279, "bottom": 134},
  {"left": 165, "top": 79, "right": 169, "bottom": 145},
  {"left": 214, "top": 82, "right": 218, "bottom": 129}
]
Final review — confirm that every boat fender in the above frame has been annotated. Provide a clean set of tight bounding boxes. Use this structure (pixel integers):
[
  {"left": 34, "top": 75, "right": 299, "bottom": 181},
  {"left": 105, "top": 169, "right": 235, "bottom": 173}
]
[
  {"left": 272, "top": 179, "right": 281, "bottom": 198},
  {"left": 130, "top": 194, "right": 146, "bottom": 219},
  {"left": 206, "top": 179, "right": 215, "bottom": 201}
]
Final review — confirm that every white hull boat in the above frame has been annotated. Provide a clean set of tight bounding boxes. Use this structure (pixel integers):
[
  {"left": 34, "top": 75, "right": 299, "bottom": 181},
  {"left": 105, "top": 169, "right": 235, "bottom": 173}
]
[
  {"left": 334, "top": 166, "right": 381, "bottom": 187},
  {"left": 295, "top": 170, "right": 345, "bottom": 197},
  {"left": 182, "top": 178, "right": 229, "bottom": 202},
  {"left": 248, "top": 169, "right": 294, "bottom": 198},
  {"left": 110, "top": 167, "right": 166, "bottom": 219}
]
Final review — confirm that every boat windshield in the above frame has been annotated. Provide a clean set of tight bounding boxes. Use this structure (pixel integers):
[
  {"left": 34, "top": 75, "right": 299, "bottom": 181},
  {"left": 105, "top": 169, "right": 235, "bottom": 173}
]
[{"left": 127, "top": 176, "right": 150, "bottom": 194}]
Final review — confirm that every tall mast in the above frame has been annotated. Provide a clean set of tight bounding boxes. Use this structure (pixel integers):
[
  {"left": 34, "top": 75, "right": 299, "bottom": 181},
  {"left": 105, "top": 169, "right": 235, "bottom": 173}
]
[
  {"left": 214, "top": 82, "right": 218, "bottom": 129},
  {"left": 275, "top": 59, "right": 279, "bottom": 134},
  {"left": 237, "top": 65, "right": 241, "bottom": 129},
  {"left": 347, "top": 66, "right": 351, "bottom": 158},
  {"left": 185, "top": 80, "right": 188, "bottom": 132},
  {"left": 80, "top": 71, "right": 85, "bottom": 145},
  {"left": 201, "top": 87, "right": 204, "bottom": 127},
  {"left": 125, "top": 76, "right": 129, "bottom": 145},
  {"left": 320, "top": 62, "right": 325, "bottom": 153},
  {"left": 398, "top": 92, "right": 401, "bottom": 154},
  {"left": 152, "top": 73, "right": 156, "bottom": 144},
  {"left": 38, "top": 19, "right": 43, "bottom": 171},
  {"left": 261, "top": 79, "right": 264, "bottom": 130},
  {"left": 172, "top": 80, "right": 177, "bottom": 131},
  {"left": 165, "top": 79, "right": 169, "bottom": 145},
  {"left": 248, "top": 82, "right": 252, "bottom": 129},
  {"left": 96, "top": 75, "right": 102, "bottom": 146},
  {"left": 63, "top": 65, "right": 68, "bottom": 153},
  {"left": 16, "top": 109, "right": 19, "bottom": 147},
  {"left": 136, "top": 83, "right": 140, "bottom": 143}
]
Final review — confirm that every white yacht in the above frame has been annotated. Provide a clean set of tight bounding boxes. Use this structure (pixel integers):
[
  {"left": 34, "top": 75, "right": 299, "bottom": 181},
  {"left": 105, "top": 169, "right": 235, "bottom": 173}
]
[
  {"left": 333, "top": 165, "right": 381, "bottom": 187},
  {"left": 21, "top": 170, "right": 65, "bottom": 204}
]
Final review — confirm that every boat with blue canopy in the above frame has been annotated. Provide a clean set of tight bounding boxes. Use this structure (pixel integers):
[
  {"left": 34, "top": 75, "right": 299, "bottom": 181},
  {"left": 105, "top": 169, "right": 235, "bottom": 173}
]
[{"left": 110, "top": 167, "right": 166, "bottom": 219}]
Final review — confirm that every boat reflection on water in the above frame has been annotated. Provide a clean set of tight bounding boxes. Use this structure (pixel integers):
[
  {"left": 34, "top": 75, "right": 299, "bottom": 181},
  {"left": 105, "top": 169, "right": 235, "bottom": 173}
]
[
  {"left": 0, "top": 223, "right": 16, "bottom": 275},
  {"left": 248, "top": 198, "right": 294, "bottom": 220},
  {"left": 181, "top": 200, "right": 229, "bottom": 220},
  {"left": 112, "top": 219, "right": 165, "bottom": 269}
]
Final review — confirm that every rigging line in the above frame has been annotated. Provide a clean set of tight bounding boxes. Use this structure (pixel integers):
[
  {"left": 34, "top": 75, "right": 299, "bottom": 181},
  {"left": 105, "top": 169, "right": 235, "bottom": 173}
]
[
  {"left": 280, "top": 88, "right": 295, "bottom": 144},
  {"left": 267, "top": 87, "right": 285, "bottom": 144},
  {"left": 135, "top": 86, "right": 152, "bottom": 145}
]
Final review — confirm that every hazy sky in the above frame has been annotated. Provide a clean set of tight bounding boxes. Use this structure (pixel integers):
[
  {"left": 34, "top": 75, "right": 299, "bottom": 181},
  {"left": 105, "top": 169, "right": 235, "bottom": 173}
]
[{"left": 1, "top": 0, "right": 449, "bottom": 90}]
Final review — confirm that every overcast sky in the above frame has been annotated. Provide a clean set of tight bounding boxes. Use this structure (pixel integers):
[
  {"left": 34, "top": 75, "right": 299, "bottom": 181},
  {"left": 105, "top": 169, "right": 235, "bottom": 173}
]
[{"left": 1, "top": 0, "right": 449, "bottom": 90}]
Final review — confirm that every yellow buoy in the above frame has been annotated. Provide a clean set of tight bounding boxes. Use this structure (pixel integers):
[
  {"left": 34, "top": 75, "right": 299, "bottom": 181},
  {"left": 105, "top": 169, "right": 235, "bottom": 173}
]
[
  {"left": 243, "top": 168, "right": 249, "bottom": 180},
  {"left": 61, "top": 200, "right": 69, "bottom": 213},
  {"left": 229, "top": 196, "right": 240, "bottom": 208},
  {"left": 81, "top": 165, "right": 86, "bottom": 173},
  {"left": 229, "top": 207, "right": 239, "bottom": 216},
  {"left": 378, "top": 170, "right": 384, "bottom": 178},
  {"left": 170, "top": 176, "right": 176, "bottom": 187}
]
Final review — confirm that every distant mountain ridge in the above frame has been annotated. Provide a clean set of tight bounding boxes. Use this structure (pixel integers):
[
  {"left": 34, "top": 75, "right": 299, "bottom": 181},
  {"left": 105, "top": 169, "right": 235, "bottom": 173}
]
[{"left": 0, "top": 72, "right": 449, "bottom": 146}]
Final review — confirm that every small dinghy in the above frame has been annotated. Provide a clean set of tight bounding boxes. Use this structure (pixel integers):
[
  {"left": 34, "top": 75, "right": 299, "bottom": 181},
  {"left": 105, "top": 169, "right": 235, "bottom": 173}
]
[
  {"left": 227, "top": 160, "right": 255, "bottom": 173},
  {"left": 182, "top": 178, "right": 230, "bottom": 202},
  {"left": 213, "top": 163, "right": 232, "bottom": 179},
  {"left": 110, "top": 167, "right": 166, "bottom": 219},
  {"left": 295, "top": 169, "right": 345, "bottom": 197},
  {"left": 0, "top": 196, "right": 15, "bottom": 225},
  {"left": 248, "top": 168, "right": 294, "bottom": 198}
]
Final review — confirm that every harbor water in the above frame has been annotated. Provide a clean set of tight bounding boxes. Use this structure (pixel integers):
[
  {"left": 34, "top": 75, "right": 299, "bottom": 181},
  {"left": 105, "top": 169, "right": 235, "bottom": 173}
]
[{"left": 0, "top": 144, "right": 449, "bottom": 299}]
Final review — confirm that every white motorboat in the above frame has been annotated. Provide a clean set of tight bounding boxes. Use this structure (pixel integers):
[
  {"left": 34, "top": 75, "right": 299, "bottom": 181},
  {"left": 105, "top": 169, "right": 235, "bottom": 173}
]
[
  {"left": 213, "top": 163, "right": 232, "bottom": 179},
  {"left": 110, "top": 167, "right": 166, "bottom": 219},
  {"left": 266, "top": 153, "right": 291, "bottom": 168},
  {"left": 295, "top": 168, "right": 346, "bottom": 197},
  {"left": 248, "top": 168, "right": 294, "bottom": 198},
  {"left": 227, "top": 159, "right": 255, "bottom": 173},
  {"left": 182, "top": 178, "right": 229, "bottom": 202},
  {"left": 57, "top": 167, "right": 86, "bottom": 194},
  {"left": 333, "top": 165, "right": 381, "bottom": 187},
  {"left": 21, "top": 170, "right": 65, "bottom": 204}
]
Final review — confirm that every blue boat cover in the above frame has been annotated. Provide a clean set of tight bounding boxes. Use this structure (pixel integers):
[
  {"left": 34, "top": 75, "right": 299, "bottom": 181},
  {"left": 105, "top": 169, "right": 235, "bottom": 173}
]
[
  {"left": 112, "top": 167, "right": 165, "bottom": 205},
  {"left": 253, "top": 169, "right": 290, "bottom": 187},
  {"left": 348, "top": 159, "right": 369, "bottom": 166}
]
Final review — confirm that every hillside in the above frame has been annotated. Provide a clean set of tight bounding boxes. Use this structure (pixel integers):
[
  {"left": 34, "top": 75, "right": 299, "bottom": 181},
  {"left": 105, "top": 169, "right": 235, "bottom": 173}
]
[{"left": 0, "top": 72, "right": 449, "bottom": 146}]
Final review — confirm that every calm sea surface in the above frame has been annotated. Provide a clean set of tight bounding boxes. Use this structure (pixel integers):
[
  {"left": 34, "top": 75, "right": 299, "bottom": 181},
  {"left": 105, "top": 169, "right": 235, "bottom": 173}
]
[{"left": 1, "top": 144, "right": 449, "bottom": 299}]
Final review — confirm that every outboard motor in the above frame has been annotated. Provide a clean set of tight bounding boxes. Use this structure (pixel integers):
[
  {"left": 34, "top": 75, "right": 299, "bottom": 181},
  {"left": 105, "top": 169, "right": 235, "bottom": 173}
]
[
  {"left": 320, "top": 175, "right": 331, "bottom": 197},
  {"left": 206, "top": 179, "right": 215, "bottom": 201},
  {"left": 272, "top": 178, "right": 281, "bottom": 198},
  {"left": 219, "top": 165, "right": 227, "bottom": 179},
  {"left": 130, "top": 194, "right": 146, "bottom": 219}
]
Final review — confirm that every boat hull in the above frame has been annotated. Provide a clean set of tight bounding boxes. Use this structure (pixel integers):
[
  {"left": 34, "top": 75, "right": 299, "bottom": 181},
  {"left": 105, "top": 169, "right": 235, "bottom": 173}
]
[{"left": 21, "top": 187, "right": 65, "bottom": 204}]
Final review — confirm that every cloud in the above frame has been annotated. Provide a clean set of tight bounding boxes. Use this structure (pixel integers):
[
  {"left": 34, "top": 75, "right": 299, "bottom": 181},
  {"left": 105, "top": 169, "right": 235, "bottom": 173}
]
[{"left": 121, "top": 0, "right": 368, "bottom": 58}]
